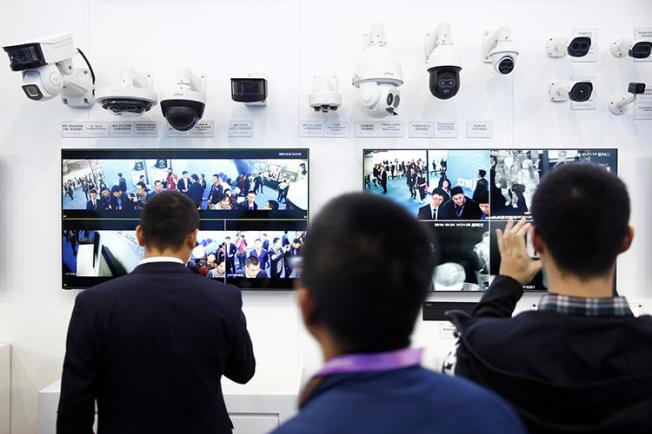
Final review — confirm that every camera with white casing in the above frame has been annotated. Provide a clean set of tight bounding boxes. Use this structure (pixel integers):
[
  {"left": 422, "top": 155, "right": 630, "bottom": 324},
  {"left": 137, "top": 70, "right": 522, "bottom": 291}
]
[
  {"left": 611, "top": 37, "right": 652, "bottom": 59},
  {"left": 96, "top": 69, "right": 158, "bottom": 116},
  {"left": 425, "top": 22, "right": 462, "bottom": 99},
  {"left": 483, "top": 26, "right": 518, "bottom": 74},
  {"left": 547, "top": 35, "right": 592, "bottom": 58},
  {"left": 549, "top": 80, "right": 594, "bottom": 103},
  {"left": 161, "top": 68, "right": 206, "bottom": 131},
  {"left": 352, "top": 23, "right": 403, "bottom": 117},
  {"left": 609, "top": 82, "right": 646, "bottom": 115},
  {"left": 309, "top": 74, "right": 341, "bottom": 113},
  {"left": 3, "top": 33, "right": 95, "bottom": 107}
]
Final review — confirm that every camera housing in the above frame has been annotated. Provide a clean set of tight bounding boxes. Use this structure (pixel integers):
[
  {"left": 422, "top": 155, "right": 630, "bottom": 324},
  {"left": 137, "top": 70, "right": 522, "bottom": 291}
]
[
  {"left": 482, "top": 26, "right": 518, "bottom": 75},
  {"left": 231, "top": 74, "right": 267, "bottom": 105},
  {"left": 96, "top": 69, "right": 158, "bottom": 116},
  {"left": 549, "top": 80, "right": 594, "bottom": 103},
  {"left": 609, "top": 82, "right": 646, "bottom": 115},
  {"left": 161, "top": 68, "right": 206, "bottom": 131},
  {"left": 425, "top": 22, "right": 462, "bottom": 99},
  {"left": 309, "top": 74, "right": 341, "bottom": 113},
  {"left": 547, "top": 36, "right": 592, "bottom": 58},
  {"left": 3, "top": 33, "right": 95, "bottom": 107},
  {"left": 611, "top": 38, "right": 652, "bottom": 59},
  {"left": 352, "top": 23, "right": 404, "bottom": 117}
]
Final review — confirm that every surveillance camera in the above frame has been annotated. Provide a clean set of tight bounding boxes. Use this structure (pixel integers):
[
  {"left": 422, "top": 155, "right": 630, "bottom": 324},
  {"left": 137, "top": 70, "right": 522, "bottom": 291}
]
[
  {"left": 231, "top": 74, "right": 267, "bottom": 105},
  {"left": 547, "top": 36, "right": 592, "bottom": 58},
  {"left": 549, "top": 80, "right": 594, "bottom": 102},
  {"left": 309, "top": 74, "right": 342, "bottom": 113},
  {"left": 96, "top": 69, "right": 158, "bottom": 116},
  {"left": 3, "top": 33, "right": 95, "bottom": 107},
  {"left": 425, "top": 22, "right": 462, "bottom": 99},
  {"left": 611, "top": 38, "right": 652, "bottom": 59},
  {"left": 609, "top": 82, "right": 646, "bottom": 115},
  {"left": 483, "top": 26, "right": 518, "bottom": 75},
  {"left": 352, "top": 23, "right": 404, "bottom": 117},
  {"left": 160, "top": 68, "right": 206, "bottom": 131}
]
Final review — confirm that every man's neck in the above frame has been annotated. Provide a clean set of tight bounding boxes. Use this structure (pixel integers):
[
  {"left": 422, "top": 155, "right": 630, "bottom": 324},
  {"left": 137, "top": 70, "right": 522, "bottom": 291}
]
[
  {"left": 144, "top": 248, "right": 188, "bottom": 263},
  {"left": 544, "top": 264, "right": 615, "bottom": 298}
]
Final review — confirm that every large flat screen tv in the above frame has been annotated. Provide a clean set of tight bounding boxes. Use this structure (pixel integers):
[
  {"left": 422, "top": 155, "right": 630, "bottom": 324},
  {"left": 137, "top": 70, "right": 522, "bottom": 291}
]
[
  {"left": 363, "top": 148, "right": 618, "bottom": 292},
  {"left": 62, "top": 148, "right": 309, "bottom": 290}
]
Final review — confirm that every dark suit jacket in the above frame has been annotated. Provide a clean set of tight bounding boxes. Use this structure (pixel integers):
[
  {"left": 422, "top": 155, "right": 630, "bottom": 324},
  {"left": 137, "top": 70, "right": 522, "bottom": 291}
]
[
  {"left": 239, "top": 202, "right": 258, "bottom": 211},
  {"left": 417, "top": 204, "right": 440, "bottom": 220},
  {"left": 57, "top": 262, "right": 256, "bottom": 434},
  {"left": 86, "top": 199, "right": 99, "bottom": 211},
  {"left": 248, "top": 249, "right": 269, "bottom": 269},
  {"left": 439, "top": 196, "right": 482, "bottom": 220},
  {"left": 187, "top": 182, "right": 204, "bottom": 208},
  {"left": 177, "top": 178, "right": 190, "bottom": 193}
]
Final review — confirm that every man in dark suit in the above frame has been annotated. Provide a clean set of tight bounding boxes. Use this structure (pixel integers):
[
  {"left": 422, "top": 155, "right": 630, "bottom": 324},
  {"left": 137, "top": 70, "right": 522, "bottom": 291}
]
[
  {"left": 272, "top": 193, "right": 524, "bottom": 434},
  {"left": 248, "top": 239, "right": 269, "bottom": 270},
  {"left": 85, "top": 189, "right": 99, "bottom": 211},
  {"left": 187, "top": 174, "right": 204, "bottom": 209},
  {"left": 98, "top": 188, "right": 112, "bottom": 210},
  {"left": 406, "top": 168, "right": 417, "bottom": 199},
  {"left": 177, "top": 171, "right": 190, "bottom": 194},
  {"left": 269, "top": 238, "right": 286, "bottom": 278},
  {"left": 117, "top": 173, "right": 127, "bottom": 194},
  {"left": 224, "top": 236, "right": 237, "bottom": 275},
  {"left": 439, "top": 186, "right": 482, "bottom": 220},
  {"left": 57, "top": 191, "right": 255, "bottom": 434},
  {"left": 417, "top": 188, "right": 446, "bottom": 220},
  {"left": 244, "top": 256, "right": 268, "bottom": 279},
  {"left": 379, "top": 166, "right": 388, "bottom": 194},
  {"left": 448, "top": 164, "right": 652, "bottom": 434},
  {"left": 239, "top": 192, "right": 258, "bottom": 211},
  {"left": 472, "top": 169, "right": 489, "bottom": 204}
]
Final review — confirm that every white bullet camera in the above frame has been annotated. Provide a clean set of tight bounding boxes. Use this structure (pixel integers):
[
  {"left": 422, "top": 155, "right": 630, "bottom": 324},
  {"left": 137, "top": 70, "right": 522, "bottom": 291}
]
[
  {"left": 231, "top": 74, "right": 267, "bottom": 106},
  {"left": 425, "top": 22, "right": 462, "bottom": 99},
  {"left": 549, "top": 80, "right": 594, "bottom": 102},
  {"left": 611, "top": 38, "right": 652, "bottom": 59},
  {"left": 547, "top": 35, "right": 592, "bottom": 58},
  {"left": 161, "top": 68, "right": 206, "bottom": 131},
  {"left": 309, "top": 74, "right": 341, "bottom": 113},
  {"left": 352, "top": 23, "right": 403, "bottom": 117},
  {"left": 483, "top": 26, "right": 518, "bottom": 74},
  {"left": 3, "top": 33, "right": 95, "bottom": 108},
  {"left": 96, "top": 69, "right": 158, "bottom": 116},
  {"left": 609, "top": 82, "right": 646, "bottom": 115}
]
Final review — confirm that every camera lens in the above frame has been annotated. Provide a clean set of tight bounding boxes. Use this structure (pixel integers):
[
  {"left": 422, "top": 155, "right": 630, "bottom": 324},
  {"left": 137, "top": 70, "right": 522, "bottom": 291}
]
[
  {"left": 567, "top": 37, "right": 591, "bottom": 57},
  {"left": 498, "top": 57, "right": 514, "bottom": 74},
  {"left": 21, "top": 84, "right": 43, "bottom": 100},
  {"left": 631, "top": 41, "right": 652, "bottom": 59},
  {"left": 386, "top": 93, "right": 394, "bottom": 106},
  {"left": 393, "top": 94, "right": 400, "bottom": 108},
  {"left": 569, "top": 82, "right": 593, "bottom": 102}
]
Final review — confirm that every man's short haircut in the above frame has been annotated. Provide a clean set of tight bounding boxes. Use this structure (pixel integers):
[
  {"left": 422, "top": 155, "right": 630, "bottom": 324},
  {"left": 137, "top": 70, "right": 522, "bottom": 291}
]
[
  {"left": 431, "top": 188, "right": 446, "bottom": 197},
  {"left": 137, "top": 182, "right": 146, "bottom": 190},
  {"left": 182, "top": 171, "right": 188, "bottom": 175},
  {"left": 531, "top": 164, "right": 630, "bottom": 278},
  {"left": 479, "top": 169, "right": 487, "bottom": 178},
  {"left": 246, "top": 256, "right": 259, "bottom": 267},
  {"left": 267, "top": 200, "right": 279, "bottom": 210},
  {"left": 89, "top": 189, "right": 97, "bottom": 194},
  {"left": 111, "top": 185, "right": 121, "bottom": 194},
  {"left": 154, "top": 180, "right": 161, "bottom": 186},
  {"left": 140, "top": 191, "right": 200, "bottom": 251},
  {"left": 272, "top": 237, "right": 280, "bottom": 244},
  {"left": 451, "top": 186, "right": 464, "bottom": 196},
  {"left": 118, "top": 173, "right": 123, "bottom": 177},
  {"left": 302, "top": 193, "right": 437, "bottom": 353},
  {"left": 213, "top": 173, "right": 219, "bottom": 178},
  {"left": 191, "top": 174, "right": 199, "bottom": 181}
]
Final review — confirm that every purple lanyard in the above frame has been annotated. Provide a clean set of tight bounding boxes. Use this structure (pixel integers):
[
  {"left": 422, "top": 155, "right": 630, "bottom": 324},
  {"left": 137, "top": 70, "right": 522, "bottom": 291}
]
[
  {"left": 455, "top": 204, "right": 465, "bottom": 218},
  {"left": 315, "top": 348, "right": 423, "bottom": 377}
]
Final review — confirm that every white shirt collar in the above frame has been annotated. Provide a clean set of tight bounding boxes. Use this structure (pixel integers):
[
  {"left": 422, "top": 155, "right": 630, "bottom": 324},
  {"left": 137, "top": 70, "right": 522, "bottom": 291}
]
[{"left": 138, "top": 256, "right": 185, "bottom": 266}]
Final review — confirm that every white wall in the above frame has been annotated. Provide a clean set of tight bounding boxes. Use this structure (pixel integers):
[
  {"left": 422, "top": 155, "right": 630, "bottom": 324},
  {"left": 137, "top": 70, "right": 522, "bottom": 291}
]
[{"left": 0, "top": 0, "right": 651, "bottom": 432}]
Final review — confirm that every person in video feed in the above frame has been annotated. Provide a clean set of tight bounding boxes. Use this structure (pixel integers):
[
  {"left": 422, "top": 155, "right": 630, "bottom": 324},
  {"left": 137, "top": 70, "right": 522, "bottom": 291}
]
[
  {"left": 186, "top": 174, "right": 204, "bottom": 210},
  {"left": 240, "top": 192, "right": 258, "bottom": 211},
  {"left": 440, "top": 186, "right": 482, "bottom": 220},
  {"left": 244, "top": 256, "right": 268, "bottom": 279},
  {"left": 86, "top": 189, "right": 99, "bottom": 211},
  {"left": 417, "top": 188, "right": 447, "bottom": 220},
  {"left": 148, "top": 181, "right": 164, "bottom": 198},
  {"left": 269, "top": 237, "right": 290, "bottom": 279},
  {"left": 177, "top": 171, "right": 190, "bottom": 194},
  {"left": 166, "top": 168, "right": 178, "bottom": 191},
  {"left": 110, "top": 186, "right": 134, "bottom": 211},
  {"left": 207, "top": 174, "right": 224, "bottom": 210},
  {"left": 249, "top": 239, "right": 269, "bottom": 270},
  {"left": 99, "top": 187, "right": 112, "bottom": 210}
]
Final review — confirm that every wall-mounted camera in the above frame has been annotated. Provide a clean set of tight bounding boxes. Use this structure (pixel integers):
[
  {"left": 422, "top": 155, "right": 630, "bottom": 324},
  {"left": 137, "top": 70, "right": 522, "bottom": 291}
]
[
  {"left": 352, "top": 23, "right": 403, "bottom": 117},
  {"left": 231, "top": 74, "right": 267, "bottom": 106},
  {"left": 424, "top": 22, "right": 462, "bottom": 99},
  {"left": 609, "top": 82, "right": 646, "bottom": 115},
  {"left": 549, "top": 80, "right": 594, "bottom": 103},
  {"left": 611, "top": 37, "right": 652, "bottom": 59},
  {"left": 482, "top": 26, "right": 518, "bottom": 75},
  {"left": 96, "top": 69, "right": 158, "bottom": 116},
  {"left": 309, "top": 74, "right": 341, "bottom": 113},
  {"left": 3, "top": 33, "right": 95, "bottom": 108},
  {"left": 161, "top": 68, "right": 206, "bottom": 131},
  {"left": 547, "top": 35, "right": 592, "bottom": 58}
]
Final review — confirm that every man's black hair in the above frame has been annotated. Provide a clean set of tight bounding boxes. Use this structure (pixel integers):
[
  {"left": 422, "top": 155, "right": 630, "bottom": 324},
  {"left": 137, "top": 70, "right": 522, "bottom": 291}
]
[
  {"left": 479, "top": 169, "right": 487, "bottom": 178},
  {"left": 140, "top": 191, "right": 200, "bottom": 251},
  {"left": 272, "top": 237, "right": 280, "bottom": 244},
  {"left": 431, "top": 188, "right": 446, "bottom": 197},
  {"left": 182, "top": 171, "right": 188, "bottom": 175},
  {"left": 213, "top": 173, "right": 219, "bottom": 178},
  {"left": 267, "top": 200, "right": 279, "bottom": 210},
  {"left": 302, "top": 193, "right": 437, "bottom": 353},
  {"left": 118, "top": 173, "right": 123, "bottom": 177},
  {"left": 191, "top": 174, "right": 199, "bottom": 182},
  {"left": 246, "top": 256, "right": 259, "bottom": 267},
  {"left": 137, "top": 182, "right": 146, "bottom": 190},
  {"left": 451, "top": 186, "right": 464, "bottom": 196},
  {"left": 89, "top": 189, "right": 97, "bottom": 194},
  {"left": 531, "top": 163, "right": 629, "bottom": 278},
  {"left": 111, "top": 185, "right": 121, "bottom": 194}
]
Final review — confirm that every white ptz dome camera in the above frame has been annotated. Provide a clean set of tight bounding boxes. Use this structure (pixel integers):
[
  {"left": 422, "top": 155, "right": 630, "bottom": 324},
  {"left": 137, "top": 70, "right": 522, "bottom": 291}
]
[
  {"left": 483, "top": 26, "right": 518, "bottom": 75},
  {"left": 611, "top": 38, "right": 652, "bottom": 59},
  {"left": 609, "top": 82, "right": 646, "bottom": 115},
  {"left": 547, "top": 35, "right": 592, "bottom": 58},
  {"left": 161, "top": 68, "right": 206, "bottom": 131},
  {"left": 96, "top": 69, "right": 158, "bottom": 116},
  {"left": 352, "top": 23, "right": 403, "bottom": 118},
  {"left": 424, "top": 22, "right": 462, "bottom": 99},
  {"left": 3, "top": 33, "right": 95, "bottom": 108},
  {"left": 549, "top": 80, "right": 594, "bottom": 103},
  {"left": 309, "top": 74, "right": 341, "bottom": 113}
]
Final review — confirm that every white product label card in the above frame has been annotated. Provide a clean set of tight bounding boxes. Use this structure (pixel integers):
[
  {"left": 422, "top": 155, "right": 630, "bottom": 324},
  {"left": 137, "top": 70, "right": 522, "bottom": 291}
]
[
  {"left": 466, "top": 121, "right": 493, "bottom": 138},
  {"left": 61, "top": 122, "right": 87, "bottom": 137},
  {"left": 408, "top": 121, "right": 435, "bottom": 138},
  {"left": 434, "top": 121, "right": 458, "bottom": 138},
  {"left": 109, "top": 122, "right": 134, "bottom": 137},
  {"left": 634, "top": 87, "right": 652, "bottom": 120},
  {"left": 571, "top": 28, "right": 599, "bottom": 63},
  {"left": 300, "top": 120, "right": 350, "bottom": 138},
  {"left": 228, "top": 120, "right": 254, "bottom": 137},
  {"left": 166, "top": 121, "right": 215, "bottom": 138},
  {"left": 634, "top": 28, "right": 652, "bottom": 63},
  {"left": 133, "top": 121, "right": 158, "bottom": 137},
  {"left": 354, "top": 120, "right": 403, "bottom": 138}
]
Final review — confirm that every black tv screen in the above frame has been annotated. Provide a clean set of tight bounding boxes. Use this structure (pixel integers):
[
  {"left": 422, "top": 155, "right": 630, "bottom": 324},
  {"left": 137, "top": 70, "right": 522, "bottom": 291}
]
[
  {"left": 363, "top": 148, "right": 618, "bottom": 292},
  {"left": 62, "top": 148, "right": 309, "bottom": 290}
]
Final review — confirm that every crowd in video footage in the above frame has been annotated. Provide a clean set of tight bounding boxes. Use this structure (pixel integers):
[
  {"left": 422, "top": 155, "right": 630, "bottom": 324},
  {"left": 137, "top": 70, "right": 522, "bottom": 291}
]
[
  {"left": 187, "top": 231, "right": 305, "bottom": 280},
  {"left": 62, "top": 157, "right": 308, "bottom": 213},
  {"left": 363, "top": 149, "right": 490, "bottom": 221}
]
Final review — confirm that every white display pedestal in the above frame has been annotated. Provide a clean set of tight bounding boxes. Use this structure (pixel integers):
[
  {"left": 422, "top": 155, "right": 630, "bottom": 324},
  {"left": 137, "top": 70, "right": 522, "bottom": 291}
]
[
  {"left": 38, "top": 364, "right": 301, "bottom": 434},
  {"left": 0, "top": 343, "right": 9, "bottom": 434}
]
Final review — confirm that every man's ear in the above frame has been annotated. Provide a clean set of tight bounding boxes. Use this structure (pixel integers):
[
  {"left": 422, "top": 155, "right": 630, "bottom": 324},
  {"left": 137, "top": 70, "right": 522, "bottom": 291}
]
[
  {"left": 297, "top": 287, "right": 318, "bottom": 328},
  {"left": 531, "top": 226, "right": 544, "bottom": 255},
  {"left": 619, "top": 226, "right": 634, "bottom": 254},
  {"left": 186, "top": 229, "right": 199, "bottom": 250},
  {"left": 136, "top": 225, "right": 146, "bottom": 247}
]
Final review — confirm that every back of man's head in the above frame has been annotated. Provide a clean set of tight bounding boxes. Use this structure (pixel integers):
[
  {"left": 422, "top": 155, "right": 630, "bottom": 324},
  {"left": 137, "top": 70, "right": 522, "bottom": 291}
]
[
  {"left": 140, "top": 191, "right": 200, "bottom": 251},
  {"left": 302, "top": 193, "right": 437, "bottom": 353},
  {"left": 532, "top": 163, "right": 629, "bottom": 278}
]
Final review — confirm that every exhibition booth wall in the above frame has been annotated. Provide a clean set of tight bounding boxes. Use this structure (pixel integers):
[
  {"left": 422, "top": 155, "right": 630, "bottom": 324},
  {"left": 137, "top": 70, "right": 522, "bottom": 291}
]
[{"left": 0, "top": 0, "right": 651, "bottom": 432}]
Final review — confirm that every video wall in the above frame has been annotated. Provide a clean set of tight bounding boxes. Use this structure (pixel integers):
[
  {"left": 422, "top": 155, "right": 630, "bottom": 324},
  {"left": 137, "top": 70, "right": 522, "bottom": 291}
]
[
  {"left": 363, "top": 148, "right": 618, "bottom": 291},
  {"left": 62, "top": 149, "right": 309, "bottom": 290}
]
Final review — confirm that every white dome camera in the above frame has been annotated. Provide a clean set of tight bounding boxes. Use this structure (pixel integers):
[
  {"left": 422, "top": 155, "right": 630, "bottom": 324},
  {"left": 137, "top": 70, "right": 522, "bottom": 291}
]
[
  {"left": 549, "top": 80, "right": 594, "bottom": 102},
  {"left": 161, "top": 68, "right": 206, "bottom": 131},
  {"left": 609, "top": 82, "right": 646, "bottom": 115},
  {"left": 3, "top": 33, "right": 95, "bottom": 108},
  {"left": 96, "top": 69, "right": 158, "bottom": 116},
  {"left": 309, "top": 74, "right": 341, "bottom": 113},
  {"left": 352, "top": 23, "right": 403, "bottom": 117},
  {"left": 611, "top": 38, "right": 652, "bottom": 59},
  {"left": 547, "top": 35, "right": 592, "bottom": 58},
  {"left": 425, "top": 22, "right": 462, "bottom": 99},
  {"left": 483, "top": 26, "right": 518, "bottom": 75}
]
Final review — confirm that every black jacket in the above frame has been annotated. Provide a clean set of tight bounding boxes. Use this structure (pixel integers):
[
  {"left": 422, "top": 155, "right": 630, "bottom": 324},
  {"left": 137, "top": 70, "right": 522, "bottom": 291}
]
[
  {"left": 439, "top": 196, "right": 482, "bottom": 220},
  {"left": 448, "top": 275, "right": 652, "bottom": 434},
  {"left": 57, "top": 262, "right": 256, "bottom": 434}
]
